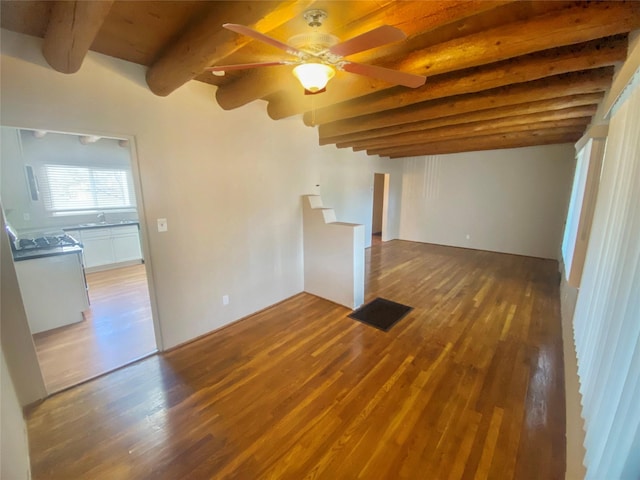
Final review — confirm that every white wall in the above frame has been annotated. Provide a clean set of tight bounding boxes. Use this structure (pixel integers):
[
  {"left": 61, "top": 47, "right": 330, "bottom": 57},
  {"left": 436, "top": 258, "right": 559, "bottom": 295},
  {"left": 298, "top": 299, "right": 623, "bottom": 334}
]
[
  {"left": 1, "top": 208, "right": 47, "bottom": 405},
  {"left": 398, "top": 146, "right": 575, "bottom": 259},
  {"left": 0, "top": 128, "right": 27, "bottom": 223},
  {"left": 302, "top": 195, "right": 364, "bottom": 309},
  {"left": 317, "top": 154, "right": 402, "bottom": 246},
  {"left": 1, "top": 349, "right": 31, "bottom": 480},
  {"left": 0, "top": 29, "right": 402, "bottom": 354}
]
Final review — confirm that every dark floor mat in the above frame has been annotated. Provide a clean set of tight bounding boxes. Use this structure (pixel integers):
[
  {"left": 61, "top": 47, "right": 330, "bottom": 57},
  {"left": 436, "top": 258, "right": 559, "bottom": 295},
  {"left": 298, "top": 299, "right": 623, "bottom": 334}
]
[{"left": 348, "top": 297, "right": 413, "bottom": 331}]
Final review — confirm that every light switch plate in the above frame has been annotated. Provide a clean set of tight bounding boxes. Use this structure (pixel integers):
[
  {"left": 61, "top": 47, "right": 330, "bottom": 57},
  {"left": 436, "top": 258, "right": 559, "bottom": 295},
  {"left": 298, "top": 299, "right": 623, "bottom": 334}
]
[{"left": 157, "top": 218, "right": 168, "bottom": 232}]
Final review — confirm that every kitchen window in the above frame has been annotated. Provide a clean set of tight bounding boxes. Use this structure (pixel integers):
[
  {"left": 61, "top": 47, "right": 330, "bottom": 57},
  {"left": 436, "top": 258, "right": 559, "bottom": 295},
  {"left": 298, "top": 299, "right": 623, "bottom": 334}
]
[{"left": 41, "top": 164, "right": 135, "bottom": 214}]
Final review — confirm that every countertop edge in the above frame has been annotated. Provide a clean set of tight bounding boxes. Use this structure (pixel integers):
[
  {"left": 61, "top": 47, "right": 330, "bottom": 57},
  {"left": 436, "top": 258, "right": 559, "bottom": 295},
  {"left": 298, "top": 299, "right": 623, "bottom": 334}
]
[
  {"left": 63, "top": 222, "right": 139, "bottom": 231},
  {"left": 13, "top": 246, "right": 84, "bottom": 262}
]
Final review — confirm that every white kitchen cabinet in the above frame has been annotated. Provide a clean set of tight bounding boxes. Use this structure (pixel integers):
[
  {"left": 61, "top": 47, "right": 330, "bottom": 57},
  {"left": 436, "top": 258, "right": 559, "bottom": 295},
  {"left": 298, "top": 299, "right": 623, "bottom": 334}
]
[
  {"left": 81, "top": 228, "right": 114, "bottom": 268},
  {"left": 67, "top": 224, "right": 143, "bottom": 271},
  {"left": 111, "top": 225, "right": 142, "bottom": 263},
  {"left": 14, "top": 252, "right": 89, "bottom": 334}
]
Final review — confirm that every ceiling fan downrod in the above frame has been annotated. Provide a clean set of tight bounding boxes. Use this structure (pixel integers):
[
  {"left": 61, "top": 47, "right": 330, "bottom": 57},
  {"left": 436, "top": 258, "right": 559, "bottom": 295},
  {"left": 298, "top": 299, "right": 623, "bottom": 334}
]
[{"left": 303, "top": 9, "right": 328, "bottom": 28}]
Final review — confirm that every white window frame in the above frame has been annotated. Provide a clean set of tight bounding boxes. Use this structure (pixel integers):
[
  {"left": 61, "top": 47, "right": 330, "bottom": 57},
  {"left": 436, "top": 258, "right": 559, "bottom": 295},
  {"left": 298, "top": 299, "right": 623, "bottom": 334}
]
[{"left": 40, "top": 163, "right": 136, "bottom": 216}]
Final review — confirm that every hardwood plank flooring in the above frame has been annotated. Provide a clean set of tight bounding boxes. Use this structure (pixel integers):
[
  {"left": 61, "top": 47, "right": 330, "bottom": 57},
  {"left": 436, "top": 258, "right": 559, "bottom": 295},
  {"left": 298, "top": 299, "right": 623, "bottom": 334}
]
[
  {"left": 26, "top": 240, "right": 565, "bottom": 479},
  {"left": 32, "top": 264, "right": 157, "bottom": 393}
]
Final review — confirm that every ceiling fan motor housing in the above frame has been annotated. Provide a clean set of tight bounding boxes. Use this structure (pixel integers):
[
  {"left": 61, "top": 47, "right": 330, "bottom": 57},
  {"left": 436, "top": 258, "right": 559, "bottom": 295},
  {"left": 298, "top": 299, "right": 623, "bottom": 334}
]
[{"left": 288, "top": 32, "right": 340, "bottom": 56}]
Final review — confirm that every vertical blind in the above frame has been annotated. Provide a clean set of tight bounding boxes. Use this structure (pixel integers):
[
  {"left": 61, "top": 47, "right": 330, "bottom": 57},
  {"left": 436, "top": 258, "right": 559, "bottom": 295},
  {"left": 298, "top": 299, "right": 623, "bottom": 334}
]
[{"left": 572, "top": 78, "right": 640, "bottom": 478}]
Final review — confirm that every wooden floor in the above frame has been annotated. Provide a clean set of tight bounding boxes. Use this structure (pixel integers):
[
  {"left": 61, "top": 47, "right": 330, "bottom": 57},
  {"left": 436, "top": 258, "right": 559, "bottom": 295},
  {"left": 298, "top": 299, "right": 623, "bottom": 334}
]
[
  {"left": 33, "top": 264, "right": 157, "bottom": 393},
  {"left": 26, "top": 241, "right": 565, "bottom": 479}
]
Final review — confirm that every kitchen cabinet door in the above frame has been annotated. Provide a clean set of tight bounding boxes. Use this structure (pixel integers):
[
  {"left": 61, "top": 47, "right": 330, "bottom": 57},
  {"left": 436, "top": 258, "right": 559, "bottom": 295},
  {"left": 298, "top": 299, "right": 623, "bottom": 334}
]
[
  {"left": 14, "top": 252, "right": 89, "bottom": 334},
  {"left": 112, "top": 231, "right": 142, "bottom": 262},
  {"left": 81, "top": 228, "right": 114, "bottom": 267}
]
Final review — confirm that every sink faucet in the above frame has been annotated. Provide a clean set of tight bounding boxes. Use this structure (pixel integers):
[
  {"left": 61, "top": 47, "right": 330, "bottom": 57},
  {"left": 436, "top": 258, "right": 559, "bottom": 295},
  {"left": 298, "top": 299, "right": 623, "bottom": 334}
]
[{"left": 97, "top": 212, "right": 106, "bottom": 223}]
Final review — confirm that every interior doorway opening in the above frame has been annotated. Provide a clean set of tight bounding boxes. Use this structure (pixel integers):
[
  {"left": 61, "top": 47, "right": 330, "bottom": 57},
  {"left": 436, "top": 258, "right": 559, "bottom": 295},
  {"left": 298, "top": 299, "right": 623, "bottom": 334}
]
[
  {"left": 1, "top": 127, "right": 158, "bottom": 394},
  {"left": 371, "top": 172, "right": 389, "bottom": 246}
]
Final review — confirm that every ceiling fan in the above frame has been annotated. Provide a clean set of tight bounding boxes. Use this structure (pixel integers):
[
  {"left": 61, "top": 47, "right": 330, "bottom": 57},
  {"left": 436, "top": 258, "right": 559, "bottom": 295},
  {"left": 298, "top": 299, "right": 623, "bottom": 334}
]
[{"left": 206, "top": 9, "right": 426, "bottom": 95}]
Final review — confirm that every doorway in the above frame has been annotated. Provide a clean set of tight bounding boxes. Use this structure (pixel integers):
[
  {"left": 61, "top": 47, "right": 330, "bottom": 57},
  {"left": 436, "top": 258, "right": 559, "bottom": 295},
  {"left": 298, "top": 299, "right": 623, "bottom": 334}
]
[
  {"left": 1, "top": 127, "right": 158, "bottom": 393},
  {"left": 371, "top": 173, "right": 389, "bottom": 246}
]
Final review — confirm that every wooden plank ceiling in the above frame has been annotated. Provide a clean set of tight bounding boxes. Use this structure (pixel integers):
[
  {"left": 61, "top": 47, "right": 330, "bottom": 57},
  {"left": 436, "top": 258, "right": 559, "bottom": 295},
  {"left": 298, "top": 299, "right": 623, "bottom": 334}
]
[{"left": 2, "top": 1, "right": 639, "bottom": 158}]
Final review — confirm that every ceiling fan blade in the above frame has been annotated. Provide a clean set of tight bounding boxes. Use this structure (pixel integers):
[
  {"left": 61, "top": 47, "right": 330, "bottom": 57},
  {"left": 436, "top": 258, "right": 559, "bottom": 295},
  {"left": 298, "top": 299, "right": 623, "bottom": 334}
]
[
  {"left": 342, "top": 61, "right": 426, "bottom": 88},
  {"left": 206, "top": 61, "right": 290, "bottom": 74},
  {"left": 329, "top": 25, "right": 406, "bottom": 57},
  {"left": 223, "top": 23, "right": 305, "bottom": 56}
]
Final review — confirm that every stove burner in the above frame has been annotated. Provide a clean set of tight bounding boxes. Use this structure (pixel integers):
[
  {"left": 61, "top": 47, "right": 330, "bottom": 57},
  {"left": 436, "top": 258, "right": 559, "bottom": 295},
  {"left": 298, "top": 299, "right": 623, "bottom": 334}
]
[
  {"left": 19, "top": 238, "right": 37, "bottom": 248},
  {"left": 35, "top": 237, "right": 50, "bottom": 247},
  {"left": 17, "top": 233, "right": 81, "bottom": 250}
]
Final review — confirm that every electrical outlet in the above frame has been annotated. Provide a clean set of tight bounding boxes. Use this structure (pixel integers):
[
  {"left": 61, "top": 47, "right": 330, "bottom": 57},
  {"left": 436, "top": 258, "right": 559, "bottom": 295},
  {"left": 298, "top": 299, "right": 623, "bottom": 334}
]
[
  {"left": 222, "top": 295, "right": 229, "bottom": 306},
  {"left": 466, "top": 234, "right": 471, "bottom": 240},
  {"left": 157, "top": 218, "right": 168, "bottom": 232},
  {"left": 23, "top": 213, "right": 30, "bottom": 221}
]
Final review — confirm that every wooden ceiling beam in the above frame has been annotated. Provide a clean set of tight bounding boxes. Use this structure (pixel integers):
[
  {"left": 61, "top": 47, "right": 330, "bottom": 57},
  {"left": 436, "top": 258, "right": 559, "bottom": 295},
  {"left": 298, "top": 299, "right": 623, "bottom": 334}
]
[
  {"left": 384, "top": 132, "right": 584, "bottom": 158},
  {"left": 320, "top": 92, "right": 603, "bottom": 146},
  {"left": 373, "top": 127, "right": 585, "bottom": 158},
  {"left": 318, "top": 67, "right": 613, "bottom": 139},
  {"left": 268, "top": 0, "right": 640, "bottom": 119},
  {"left": 215, "top": 1, "right": 514, "bottom": 111},
  {"left": 265, "top": 1, "right": 567, "bottom": 119},
  {"left": 145, "top": 1, "right": 315, "bottom": 97},
  {"left": 344, "top": 107, "right": 596, "bottom": 150},
  {"left": 42, "top": 0, "right": 114, "bottom": 74},
  {"left": 358, "top": 118, "right": 591, "bottom": 152},
  {"left": 395, "top": 1, "right": 640, "bottom": 79},
  {"left": 301, "top": 35, "right": 626, "bottom": 125}
]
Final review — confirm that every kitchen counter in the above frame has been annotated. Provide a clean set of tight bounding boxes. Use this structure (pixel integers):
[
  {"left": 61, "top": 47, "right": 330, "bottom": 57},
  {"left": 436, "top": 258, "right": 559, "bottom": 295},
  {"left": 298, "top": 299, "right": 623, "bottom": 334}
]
[
  {"left": 64, "top": 221, "right": 139, "bottom": 231},
  {"left": 13, "top": 245, "right": 84, "bottom": 261},
  {"left": 14, "top": 249, "right": 89, "bottom": 334}
]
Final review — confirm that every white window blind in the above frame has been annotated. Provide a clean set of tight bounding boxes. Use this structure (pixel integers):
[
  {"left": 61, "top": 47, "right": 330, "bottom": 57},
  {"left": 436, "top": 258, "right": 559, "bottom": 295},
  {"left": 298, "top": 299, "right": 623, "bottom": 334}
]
[
  {"left": 42, "top": 164, "right": 134, "bottom": 213},
  {"left": 573, "top": 75, "right": 640, "bottom": 479}
]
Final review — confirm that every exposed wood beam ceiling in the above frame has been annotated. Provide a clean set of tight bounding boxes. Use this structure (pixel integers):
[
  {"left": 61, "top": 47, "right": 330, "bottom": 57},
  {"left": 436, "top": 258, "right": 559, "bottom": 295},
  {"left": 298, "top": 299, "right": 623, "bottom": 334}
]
[
  {"left": 42, "top": 0, "right": 114, "bottom": 74},
  {"left": 146, "top": 1, "right": 318, "bottom": 96},
  {"left": 2, "top": 1, "right": 639, "bottom": 158},
  {"left": 298, "top": 36, "right": 627, "bottom": 125},
  {"left": 346, "top": 108, "right": 597, "bottom": 151}
]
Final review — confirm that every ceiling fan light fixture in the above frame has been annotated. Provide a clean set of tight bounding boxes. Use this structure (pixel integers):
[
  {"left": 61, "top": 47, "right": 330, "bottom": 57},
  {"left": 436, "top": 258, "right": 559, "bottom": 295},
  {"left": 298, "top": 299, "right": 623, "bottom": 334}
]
[{"left": 292, "top": 63, "right": 335, "bottom": 93}]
